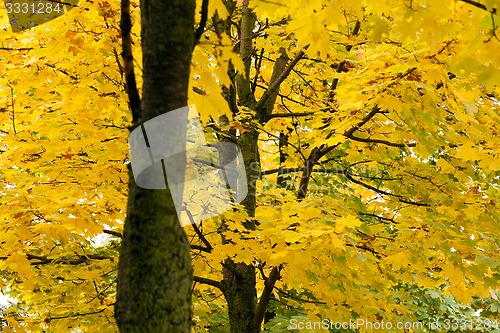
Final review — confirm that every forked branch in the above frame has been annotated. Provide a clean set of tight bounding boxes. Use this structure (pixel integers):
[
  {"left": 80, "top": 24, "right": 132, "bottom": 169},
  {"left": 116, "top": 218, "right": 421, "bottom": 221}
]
[{"left": 255, "top": 46, "right": 309, "bottom": 114}]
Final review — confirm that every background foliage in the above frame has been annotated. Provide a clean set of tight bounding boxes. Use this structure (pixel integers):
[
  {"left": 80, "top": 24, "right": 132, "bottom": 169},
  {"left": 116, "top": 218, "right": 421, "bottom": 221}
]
[{"left": 0, "top": 0, "right": 499, "bottom": 332}]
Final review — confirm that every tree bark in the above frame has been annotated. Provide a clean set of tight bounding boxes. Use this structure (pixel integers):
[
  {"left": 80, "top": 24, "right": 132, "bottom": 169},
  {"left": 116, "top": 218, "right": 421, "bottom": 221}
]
[
  {"left": 221, "top": 128, "right": 260, "bottom": 333},
  {"left": 115, "top": 1, "right": 196, "bottom": 332}
]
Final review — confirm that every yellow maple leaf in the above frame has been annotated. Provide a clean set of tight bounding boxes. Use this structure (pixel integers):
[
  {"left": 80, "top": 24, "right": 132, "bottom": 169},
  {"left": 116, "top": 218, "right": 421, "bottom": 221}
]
[{"left": 335, "top": 215, "right": 362, "bottom": 232}]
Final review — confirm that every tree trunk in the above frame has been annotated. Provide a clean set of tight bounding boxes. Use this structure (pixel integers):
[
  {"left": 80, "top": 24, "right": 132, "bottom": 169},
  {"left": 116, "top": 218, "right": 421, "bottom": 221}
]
[
  {"left": 218, "top": 2, "right": 287, "bottom": 331},
  {"left": 222, "top": 260, "right": 258, "bottom": 333},
  {"left": 221, "top": 129, "right": 260, "bottom": 333},
  {"left": 115, "top": 1, "right": 195, "bottom": 332}
]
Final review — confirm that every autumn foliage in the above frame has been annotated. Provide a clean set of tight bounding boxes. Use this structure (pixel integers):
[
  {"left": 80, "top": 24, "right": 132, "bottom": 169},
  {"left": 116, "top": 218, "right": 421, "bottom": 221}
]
[{"left": 0, "top": 0, "right": 499, "bottom": 332}]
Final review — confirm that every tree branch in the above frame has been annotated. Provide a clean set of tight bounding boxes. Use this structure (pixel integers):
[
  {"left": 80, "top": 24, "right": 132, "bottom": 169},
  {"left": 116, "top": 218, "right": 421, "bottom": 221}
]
[
  {"left": 48, "top": 308, "right": 107, "bottom": 320},
  {"left": 345, "top": 243, "right": 382, "bottom": 256},
  {"left": 235, "top": 0, "right": 257, "bottom": 108},
  {"left": 8, "top": 85, "right": 16, "bottom": 134},
  {"left": 192, "top": 86, "right": 207, "bottom": 95},
  {"left": 45, "top": 0, "right": 78, "bottom": 6},
  {"left": 255, "top": 46, "right": 309, "bottom": 114},
  {"left": 185, "top": 209, "right": 214, "bottom": 252},
  {"left": 120, "top": 0, "right": 141, "bottom": 123},
  {"left": 459, "top": 0, "right": 497, "bottom": 14},
  {"left": 275, "top": 287, "right": 327, "bottom": 305},
  {"left": 254, "top": 265, "right": 281, "bottom": 328},
  {"left": 0, "top": 47, "right": 33, "bottom": 51},
  {"left": 297, "top": 150, "right": 319, "bottom": 199},
  {"left": 246, "top": 122, "right": 307, "bottom": 162},
  {"left": 103, "top": 229, "right": 122, "bottom": 237},
  {"left": 359, "top": 212, "right": 397, "bottom": 224},
  {"left": 254, "top": 83, "right": 307, "bottom": 106},
  {"left": 344, "top": 171, "right": 430, "bottom": 207},
  {"left": 296, "top": 140, "right": 343, "bottom": 200},
  {"left": 328, "top": 20, "right": 361, "bottom": 102},
  {"left": 194, "top": 0, "right": 209, "bottom": 45},
  {"left": 45, "top": 63, "right": 79, "bottom": 81},
  {"left": 344, "top": 107, "right": 381, "bottom": 137},
  {"left": 266, "top": 111, "right": 316, "bottom": 119},
  {"left": 258, "top": 47, "right": 289, "bottom": 122},
  {"left": 343, "top": 107, "right": 415, "bottom": 146},
  {"left": 191, "top": 223, "right": 213, "bottom": 252},
  {"left": 345, "top": 134, "right": 417, "bottom": 148},
  {"left": 193, "top": 275, "right": 224, "bottom": 291},
  {"left": 190, "top": 244, "right": 212, "bottom": 253},
  {"left": 261, "top": 167, "right": 345, "bottom": 176},
  {"left": 252, "top": 48, "right": 265, "bottom": 94},
  {"left": 0, "top": 253, "right": 115, "bottom": 266}
]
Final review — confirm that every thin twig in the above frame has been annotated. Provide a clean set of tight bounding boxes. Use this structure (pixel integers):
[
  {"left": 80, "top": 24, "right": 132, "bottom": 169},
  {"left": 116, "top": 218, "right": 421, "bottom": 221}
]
[
  {"left": 49, "top": 308, "right": 107, "bottom": 320},
  {"left": 266, "top": 111, "right": 315, "bottom": 119},
  {"left": 344, "top": 171, "right": 430, "bottom": 207},
  {"left": 261, "top": 167, "right": 345, "bottom": 176},
  {"left": 275, "top": 286, "right": 327, "bottom": 305},
  {"left": 185, "top": 209, "right": 213, "bottom": 252},
  {"left": 8, "top": 85, "right": 16, "bottom": 134},
  {"left": 0, "top": 47, "right": 33, "bottom": 51},
  {"left": 0, "top": 253, "right": 114, "bottom": 266}
]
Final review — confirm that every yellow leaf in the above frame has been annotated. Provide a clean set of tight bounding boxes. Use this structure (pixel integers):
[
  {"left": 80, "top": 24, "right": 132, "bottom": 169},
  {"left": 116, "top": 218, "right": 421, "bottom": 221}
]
[
  {"left": 335, "top": 215, "right": 362, "bottom": 232},
  {"left": 384, "top": 252, "right": 410, "bottom": 269}
]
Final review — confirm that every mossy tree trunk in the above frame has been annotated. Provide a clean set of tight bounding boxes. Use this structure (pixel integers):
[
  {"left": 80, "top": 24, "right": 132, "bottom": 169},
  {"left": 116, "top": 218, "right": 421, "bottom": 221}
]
[
  {"left": 115, "top": 1, "right": 196, "bottom": 332},
  {"left": 218, "top": 1, "right": 261, "bottom": 331},
  {"left": 218, "top": 2, "right": 291, "bottom": 332},
  {"left": 221, "top": 128, "right": 260, "bottom": 333}
]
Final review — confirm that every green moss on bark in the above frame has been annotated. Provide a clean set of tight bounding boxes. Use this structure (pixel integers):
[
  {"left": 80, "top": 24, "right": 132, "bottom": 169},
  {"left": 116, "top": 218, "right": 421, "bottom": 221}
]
[{"left": 115, "top": 1, "right": 196, "bottom": 332}]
